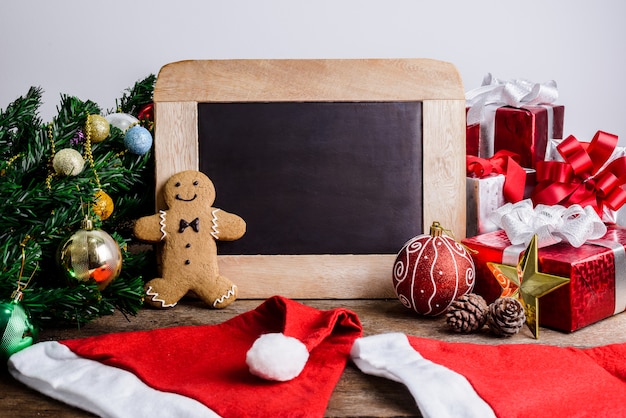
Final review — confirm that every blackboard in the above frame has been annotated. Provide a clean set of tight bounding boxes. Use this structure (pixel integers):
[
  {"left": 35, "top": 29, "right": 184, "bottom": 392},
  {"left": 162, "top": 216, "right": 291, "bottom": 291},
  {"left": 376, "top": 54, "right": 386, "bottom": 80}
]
[
  {"left": 152, "top": 59, "right": 466, "bottom": 298},
  {"left": 198, "top": 101, "right": 423, "bottom": 255}
]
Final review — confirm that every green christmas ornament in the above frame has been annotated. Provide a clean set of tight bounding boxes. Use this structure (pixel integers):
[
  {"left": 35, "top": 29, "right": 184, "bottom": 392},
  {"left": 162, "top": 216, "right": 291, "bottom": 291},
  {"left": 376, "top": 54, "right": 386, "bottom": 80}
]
[{"left": 0, "top": 301, "right": 37, "bottom": 361}]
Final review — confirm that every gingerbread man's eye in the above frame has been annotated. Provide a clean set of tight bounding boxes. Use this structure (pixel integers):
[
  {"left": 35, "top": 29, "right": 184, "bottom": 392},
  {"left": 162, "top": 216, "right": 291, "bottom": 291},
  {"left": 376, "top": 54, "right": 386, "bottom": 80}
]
[
  {"left": 193, "top": 180, "right": 199, "bottom": 186},
  {"left": 175, "top": 182, "right": 181, "bottom": 187}
]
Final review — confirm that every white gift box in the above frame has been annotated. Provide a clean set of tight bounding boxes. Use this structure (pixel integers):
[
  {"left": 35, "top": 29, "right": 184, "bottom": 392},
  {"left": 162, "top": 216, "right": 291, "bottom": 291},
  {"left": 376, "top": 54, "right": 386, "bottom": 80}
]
[{"left": 466, "top": 169, "right": 536, "bottom": 237}]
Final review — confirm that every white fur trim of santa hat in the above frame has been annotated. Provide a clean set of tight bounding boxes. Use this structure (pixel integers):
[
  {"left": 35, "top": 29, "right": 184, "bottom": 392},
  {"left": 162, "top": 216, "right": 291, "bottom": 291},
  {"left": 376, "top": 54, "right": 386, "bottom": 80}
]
[
  {"left": 350, "top": 333, "right": 495, "bottom": 418},
  {"left": 9, "top": 341, "right": 219, "bottom": 418},
  {"left": 246, "top": 333, "right": 309, "bottom": 381}
]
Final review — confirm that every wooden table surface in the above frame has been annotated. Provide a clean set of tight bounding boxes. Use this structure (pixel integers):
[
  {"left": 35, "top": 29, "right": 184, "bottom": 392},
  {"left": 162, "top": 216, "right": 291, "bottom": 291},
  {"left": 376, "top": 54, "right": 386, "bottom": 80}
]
[{"left": 2, "top": 298, "right": 626, "bottom": 417}]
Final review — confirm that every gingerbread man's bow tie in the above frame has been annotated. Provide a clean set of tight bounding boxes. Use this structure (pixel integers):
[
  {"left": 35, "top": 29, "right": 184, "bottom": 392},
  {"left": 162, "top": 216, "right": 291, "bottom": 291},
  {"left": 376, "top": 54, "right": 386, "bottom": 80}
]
[{"left": 179, "top": 218, "right": 200, "bottom": 233}]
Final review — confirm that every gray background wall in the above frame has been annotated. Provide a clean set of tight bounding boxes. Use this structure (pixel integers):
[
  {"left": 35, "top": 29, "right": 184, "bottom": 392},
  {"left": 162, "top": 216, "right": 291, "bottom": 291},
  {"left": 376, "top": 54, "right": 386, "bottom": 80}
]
[{"left": 1, "top": 0, "right": 624, "bottom": 143}]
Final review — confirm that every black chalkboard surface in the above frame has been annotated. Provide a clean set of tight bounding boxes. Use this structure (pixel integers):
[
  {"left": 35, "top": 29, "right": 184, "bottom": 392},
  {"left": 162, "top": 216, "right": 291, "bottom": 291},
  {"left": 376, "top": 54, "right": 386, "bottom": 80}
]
[{"left": 198, "top": 101, "right": 423, "bottom": 255}]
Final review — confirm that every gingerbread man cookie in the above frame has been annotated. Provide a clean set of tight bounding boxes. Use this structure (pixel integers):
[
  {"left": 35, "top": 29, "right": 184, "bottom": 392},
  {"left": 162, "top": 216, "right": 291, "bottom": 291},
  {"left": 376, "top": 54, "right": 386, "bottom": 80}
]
[{"left": 134, "top": 170, "right": 246, "bottom": 309}]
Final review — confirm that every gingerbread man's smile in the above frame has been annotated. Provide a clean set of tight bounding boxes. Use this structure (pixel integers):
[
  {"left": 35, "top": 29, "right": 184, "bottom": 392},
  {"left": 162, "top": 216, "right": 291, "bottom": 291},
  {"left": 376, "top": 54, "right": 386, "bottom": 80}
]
[{"left": 175, "top": 194, "right": 197, "bottom": 202}]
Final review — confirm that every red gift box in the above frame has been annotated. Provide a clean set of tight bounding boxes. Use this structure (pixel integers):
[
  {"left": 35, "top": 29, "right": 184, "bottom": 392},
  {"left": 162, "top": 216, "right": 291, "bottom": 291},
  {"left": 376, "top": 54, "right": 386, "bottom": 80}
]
[
  {"left": 462, "top": 225, "right": 626, "bottom": 332},
  {"left": 466, "top": 123, "right": 480, "bottom": 157},
  {"left": 466, "top": 104, "right": 499, "bottom": 158},
  {"left": 466, "top": 107, "right": 480, "bottom": 157},
  {"left": 494, "top": 105, "right": 564, "bottom": 168},
  {"left": 533, "top": 131, "right": 626, "bottom": 220}
]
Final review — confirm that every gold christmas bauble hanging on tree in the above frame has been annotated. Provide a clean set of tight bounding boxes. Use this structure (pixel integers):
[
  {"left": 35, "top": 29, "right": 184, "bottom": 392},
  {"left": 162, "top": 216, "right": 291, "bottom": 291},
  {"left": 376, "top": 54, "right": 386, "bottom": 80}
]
[
  {"left": 85, "top": 114, "right": 110, "bottom": 143},
  {"left": 52, "top": 148, "right": 84, "bottom": 176},
  {"left": 57, "top": 216, "right": 122, "bottom": 290},
  {"left": 93, "top": 190, "right": 114, "bottom": 221}
]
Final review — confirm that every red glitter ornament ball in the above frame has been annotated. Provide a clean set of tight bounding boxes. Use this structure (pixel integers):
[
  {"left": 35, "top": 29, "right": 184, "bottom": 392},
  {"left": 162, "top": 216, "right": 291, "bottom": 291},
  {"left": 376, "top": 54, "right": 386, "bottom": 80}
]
[{"left": 392, "top": 222, "right": 475, "bottom": 316}]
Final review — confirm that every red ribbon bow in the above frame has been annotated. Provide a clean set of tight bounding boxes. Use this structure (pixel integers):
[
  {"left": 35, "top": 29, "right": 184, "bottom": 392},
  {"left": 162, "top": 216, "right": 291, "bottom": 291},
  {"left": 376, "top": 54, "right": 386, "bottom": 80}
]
[
  {"left": 532, "top": 131, "right": 626, "bottom": 216},
  {"left": 466, "top": 150, "right": 527, "bottom": 203}
]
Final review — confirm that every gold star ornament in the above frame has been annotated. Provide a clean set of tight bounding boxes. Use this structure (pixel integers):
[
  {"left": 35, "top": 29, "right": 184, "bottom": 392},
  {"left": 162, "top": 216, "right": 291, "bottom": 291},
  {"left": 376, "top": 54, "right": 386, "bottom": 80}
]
[{"left": 487, "top": 235, "right": 570, "bottom": 338}]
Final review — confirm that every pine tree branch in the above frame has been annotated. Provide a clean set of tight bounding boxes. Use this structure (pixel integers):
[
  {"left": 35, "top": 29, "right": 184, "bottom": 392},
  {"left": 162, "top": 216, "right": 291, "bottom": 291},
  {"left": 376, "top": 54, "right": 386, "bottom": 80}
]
[{"left": 0, "top": 74, "right": 156, "bottom": 327}]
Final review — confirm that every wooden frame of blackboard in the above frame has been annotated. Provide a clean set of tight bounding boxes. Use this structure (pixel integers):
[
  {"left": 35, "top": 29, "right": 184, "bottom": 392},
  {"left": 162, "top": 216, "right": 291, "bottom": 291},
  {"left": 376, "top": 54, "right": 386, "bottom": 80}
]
[{"left": 153, "top": 59, "right": 466, "bottom": 299}]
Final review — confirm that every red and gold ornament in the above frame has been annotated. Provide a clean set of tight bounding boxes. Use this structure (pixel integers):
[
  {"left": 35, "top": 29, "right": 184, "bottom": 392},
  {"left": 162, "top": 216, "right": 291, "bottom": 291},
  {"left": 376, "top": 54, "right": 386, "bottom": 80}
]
[{"left": 392, "top": 222, "right": 475, "bottom": 316}]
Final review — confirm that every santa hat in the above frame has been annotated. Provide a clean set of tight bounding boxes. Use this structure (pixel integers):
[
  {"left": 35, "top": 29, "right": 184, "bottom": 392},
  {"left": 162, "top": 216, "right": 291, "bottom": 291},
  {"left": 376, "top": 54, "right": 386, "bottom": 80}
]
[
  {"left": 8, "top": 296, "right": 362, "bottom": 418},
  {"left": 351, "top": 333, "right": 626, "bottom": 418}
]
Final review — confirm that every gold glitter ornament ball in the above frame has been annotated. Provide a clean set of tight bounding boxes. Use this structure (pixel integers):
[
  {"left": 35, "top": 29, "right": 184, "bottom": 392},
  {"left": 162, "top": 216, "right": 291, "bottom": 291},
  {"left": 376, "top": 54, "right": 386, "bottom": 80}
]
[
  {"left": 52, "top": 148, "right": 85, "bottom": 176},
  {"left": 93, "top": 190, "right": 114, "bottom": 220},
  {"left": 86, "top": 114, "right": 110, "bottom": 143}
]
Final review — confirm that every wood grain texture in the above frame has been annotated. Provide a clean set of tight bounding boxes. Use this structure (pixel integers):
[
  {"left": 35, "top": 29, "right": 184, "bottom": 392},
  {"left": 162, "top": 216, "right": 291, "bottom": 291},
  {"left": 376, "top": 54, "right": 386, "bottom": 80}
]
[
  {"left": 3, "top": 299, "right": 626, "bottom": 417},
  {"left": 154, "top": 59, "right": 464, "bottom": 102},
  {"left": 152, "top": 59, "right": 466, "bottom": 299},
  {"left": 153, "top": 101, "right": 198, "bottom": 208},
  {"left": 422, "top": 99, "right": 467, "bottom": 237},
  {"left": 219, "top": 254, "right": 397, "bottom": 299}
]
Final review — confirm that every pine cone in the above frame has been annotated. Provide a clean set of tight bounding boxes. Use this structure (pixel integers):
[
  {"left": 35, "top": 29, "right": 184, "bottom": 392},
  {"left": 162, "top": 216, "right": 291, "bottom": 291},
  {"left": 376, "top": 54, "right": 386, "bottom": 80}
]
[
  {"left": 487, "top": 297, "right": 526, "bottom": 337},
  {"left": 445, "top": 293, "right": 489, "bottom": 333}
]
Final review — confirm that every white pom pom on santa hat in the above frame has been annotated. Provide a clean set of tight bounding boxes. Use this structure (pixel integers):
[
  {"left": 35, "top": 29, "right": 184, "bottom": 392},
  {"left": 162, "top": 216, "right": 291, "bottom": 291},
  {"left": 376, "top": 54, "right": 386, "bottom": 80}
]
[{"left": 246, "top": 332, "right": 310, "bottom": 381}]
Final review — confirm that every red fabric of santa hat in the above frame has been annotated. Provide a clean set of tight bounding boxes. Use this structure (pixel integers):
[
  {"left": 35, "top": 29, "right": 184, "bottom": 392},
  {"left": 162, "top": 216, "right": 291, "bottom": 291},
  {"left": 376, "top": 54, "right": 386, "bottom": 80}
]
[
  {"left": 9, "top": 296, "right": 362, "bottom": 418},
  {"left": 351, "top": 333, "right": 626, "bottom": 418}
]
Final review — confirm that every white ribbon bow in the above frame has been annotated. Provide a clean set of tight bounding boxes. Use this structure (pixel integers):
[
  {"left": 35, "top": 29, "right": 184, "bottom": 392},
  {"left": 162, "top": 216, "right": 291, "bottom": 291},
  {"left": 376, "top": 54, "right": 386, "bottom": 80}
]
[
  {"left": 466, "top": 73, "right": 559, "bottom": 126},
  {"left": 489, "top": 199, "right": 607, "bottom": 248}
]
